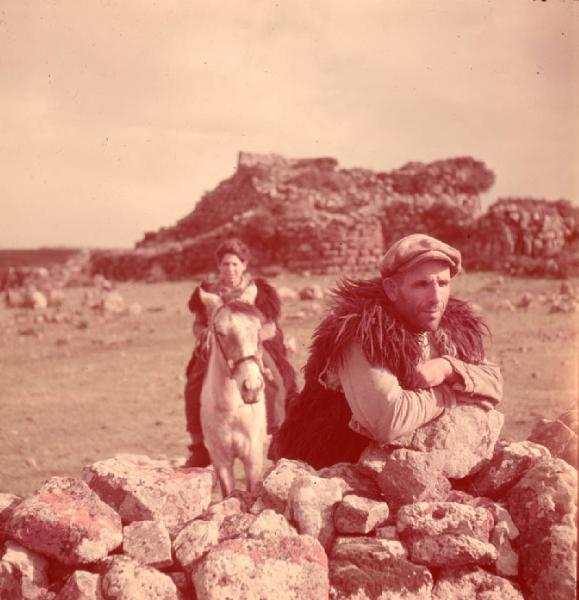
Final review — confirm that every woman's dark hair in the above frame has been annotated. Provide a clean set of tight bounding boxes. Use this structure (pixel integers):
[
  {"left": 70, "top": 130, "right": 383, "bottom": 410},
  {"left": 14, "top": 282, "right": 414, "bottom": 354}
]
[{"left": 215, "top": 238, "right": 251, "bottom": 264}]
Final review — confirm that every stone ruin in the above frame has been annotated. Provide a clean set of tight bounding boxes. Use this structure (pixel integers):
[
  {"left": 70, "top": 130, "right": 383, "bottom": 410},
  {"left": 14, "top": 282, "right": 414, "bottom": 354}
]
[
  {"left": 86, "top": 151, "right": 578, "bottom": 281},
  {"left": 466, "top": 198, "right": 579, "bottom": 278},
  {"left": 1, "top": 406, "right": 576, "bottom": 599},
  {"left": 88, "top": 152, "right": 492, "bottom": 280}
]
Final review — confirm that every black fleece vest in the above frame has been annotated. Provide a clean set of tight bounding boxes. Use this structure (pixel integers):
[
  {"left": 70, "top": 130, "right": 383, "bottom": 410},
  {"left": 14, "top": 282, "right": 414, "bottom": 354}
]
[{"left": 269, "top": 277, "right": 488, "bottom": 469}]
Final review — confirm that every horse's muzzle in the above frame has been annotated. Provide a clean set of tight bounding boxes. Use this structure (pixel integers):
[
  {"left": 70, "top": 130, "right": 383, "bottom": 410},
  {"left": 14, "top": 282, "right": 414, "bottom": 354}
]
[{"left": 241, "top": 379, "right": 263, "bottom": 404}]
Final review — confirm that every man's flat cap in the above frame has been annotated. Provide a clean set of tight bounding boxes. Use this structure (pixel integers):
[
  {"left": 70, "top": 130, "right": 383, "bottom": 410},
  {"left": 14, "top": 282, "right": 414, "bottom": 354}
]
[{"left": 380, "top": 234, "right": 462, "bottom": 278}]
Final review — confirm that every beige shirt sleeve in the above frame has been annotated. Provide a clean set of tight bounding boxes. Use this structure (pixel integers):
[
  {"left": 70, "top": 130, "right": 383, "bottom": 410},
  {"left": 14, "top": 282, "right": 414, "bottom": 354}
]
[
  {"left": 442, "top": 355, "right": 503, "bottom": 406},
  {"left": 338, "top": 342, "right": 453, "bottom": 445}
]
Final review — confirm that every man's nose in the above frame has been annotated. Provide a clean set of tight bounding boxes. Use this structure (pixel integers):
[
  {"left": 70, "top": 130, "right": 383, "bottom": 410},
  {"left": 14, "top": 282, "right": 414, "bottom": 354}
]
[{"left": 427, "top": 284, "right": 442, "bottom": 303}]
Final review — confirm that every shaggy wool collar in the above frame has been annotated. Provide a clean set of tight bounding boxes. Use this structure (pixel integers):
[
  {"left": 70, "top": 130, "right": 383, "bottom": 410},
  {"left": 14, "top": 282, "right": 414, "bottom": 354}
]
[{"left": 306, "top": 277, "right": 488, "bottom": 389}]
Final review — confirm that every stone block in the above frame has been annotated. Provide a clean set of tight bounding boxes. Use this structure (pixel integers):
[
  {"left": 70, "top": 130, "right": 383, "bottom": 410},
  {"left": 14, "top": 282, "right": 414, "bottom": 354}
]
[
  {"left": 99, "top": 556, "right": 180, "bottom": 600},
  {"left": 287, "top": 475, "right": 346, "bottom": 550},
  {"left": 432, "top": 567, "right": 524, "bottom": 600},
  {"left": 81, "top": 454, "right": 214, "bottom": 537},
  {"left": 333, "top": 495, "right": 390, "bottom": 535},
  {"left": 4, "top": 477, "right": 122, "bottom": 565},
  {"left": 193, "top": 535, "right": 328, "bottom": 600},
  {"left": 375, "top": 449, "right": 451, "bottom": 505},
  {"left": 122, "top": 521, "right": 172, "bottom": 569}
]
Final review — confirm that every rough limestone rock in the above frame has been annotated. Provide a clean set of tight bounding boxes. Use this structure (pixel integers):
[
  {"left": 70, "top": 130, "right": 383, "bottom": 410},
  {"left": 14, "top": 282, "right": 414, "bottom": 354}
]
[
  {"left": 173, "top": 520, "right": 219, "bottom": 572},
  {"left": 444, "top": 492, "right": 520, "bottom": 540},
  {"left": 397, "top": 502, "right": 494, "bottom": 542},
  {"left": 333, "top": 494, "right": 390, "bottom": 535},
  {"left": 217, "top": 513, "right": 256, "bottom": 543},
  {"left": 317, "top": 463, "right": 382, "bottom": 500},
  {"left": 202, "top": 497, "right": 242, "bottom": 525},
  {"left": 5, "top": 477, "right": 122, "bottom": 565},
  {"left": 100, "top": 292, "right": 124, "bottom": 315},
  {"left": 331, "top": 536, "right": 408, "bottom": 561},
  {"left": 356, "top": 443, "right": 389, "bottom": 478},
  {"left": 503, "top": 457, "right": 577, "bottom": 542},
  {"left": 406, "top": 534, "right": 497, "bottom": 568},
  {"left": 81, "top": 454, "right": 214, "bottom": 537},
  {"left": 467, "top": 440, "right": 551, "bottom": 498},
  {"left": 99, "top": 556, "right": 180, "bottom": 600},
  {"left": 122, "top": 521, "right": 173, "bottom": 569},
  {"left": 55, "top": 570, "right": 102, "bottom": 600},
  {"left": 275, "top": 285, "right": 299, "bottom": 301},
  {"left": 528, "top": 409, "right": 578, "bottom": 468},
  {"left": 491, "top": 521, "right": 519, "bottom": 577},
  {"left": 329, "top": 536, "right": 431, "bottom": 600},
  {"left": 397, "top": 502, "right": 496, "bottom": 568},
  {"left": 375, "top": 449, "right": 451, "bottom": 506},
  {"left": 504, "top": 458, "right": 577, "bottom": 598},
  {"left": 375, "top": 525, "right": 399, "bottom": 540},
  {"left": 299, "top": 285, "right": 324, "bottom": 300},
  {"left": 287, "top": 475, "right": 347, "bottom": 550},
  {"left": 517, "top": 521, "right": 577, "bottom": 600},
  {"left": 1, "top": 541, "right": 49, "bottom": 599},
  {"left": 193, "top": 535, "right": 329, "bottom": 600},
  {"left": 246, "top": 508, "right": 298, "bottom": 539},
  {"left": 389, "top": 405, "right": 504, "bottom": 479},
  {"left": 257, "top": 459, "right": 317, "bottom": 514},
  {"left": 432, "top": 566, "right": 524, "bottom": 600}
]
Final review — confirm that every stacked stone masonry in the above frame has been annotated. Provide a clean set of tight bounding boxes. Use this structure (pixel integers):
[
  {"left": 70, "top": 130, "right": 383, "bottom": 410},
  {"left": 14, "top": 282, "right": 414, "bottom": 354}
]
[{"left": 0, "top": 407, "right": 576, "bottom": 599}]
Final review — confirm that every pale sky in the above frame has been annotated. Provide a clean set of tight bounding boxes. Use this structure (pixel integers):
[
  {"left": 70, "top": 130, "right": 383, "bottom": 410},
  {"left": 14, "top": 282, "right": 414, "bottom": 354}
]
[{"left": 1, "top": 0, "right": 577, "bottom": 249}]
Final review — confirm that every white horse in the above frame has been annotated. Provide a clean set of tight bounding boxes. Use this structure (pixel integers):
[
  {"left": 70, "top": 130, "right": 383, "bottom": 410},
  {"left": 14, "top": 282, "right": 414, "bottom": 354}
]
[{"left": 198, "top": 286, "right": 275, "bottom": 495}]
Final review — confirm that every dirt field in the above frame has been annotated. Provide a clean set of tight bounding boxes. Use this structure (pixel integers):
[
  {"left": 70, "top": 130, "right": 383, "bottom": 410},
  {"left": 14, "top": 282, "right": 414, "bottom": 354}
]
[{"left": 1, "top": 271, "right": 577, "bottom": 497}]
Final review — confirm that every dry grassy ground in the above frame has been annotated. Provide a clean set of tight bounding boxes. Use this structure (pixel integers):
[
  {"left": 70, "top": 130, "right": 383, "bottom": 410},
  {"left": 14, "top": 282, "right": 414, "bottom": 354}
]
[{"left": 1, "top": 271, "right": 577, "bottom": 497}]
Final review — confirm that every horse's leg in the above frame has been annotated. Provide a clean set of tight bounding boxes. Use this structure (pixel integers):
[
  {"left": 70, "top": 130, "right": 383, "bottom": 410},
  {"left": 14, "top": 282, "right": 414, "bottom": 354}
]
[
  {"left": 242, "top": 443, "right": 265, "bottom": 494},
  {"left": 216, "top": 462, "right": 235, "bottom": 498}
]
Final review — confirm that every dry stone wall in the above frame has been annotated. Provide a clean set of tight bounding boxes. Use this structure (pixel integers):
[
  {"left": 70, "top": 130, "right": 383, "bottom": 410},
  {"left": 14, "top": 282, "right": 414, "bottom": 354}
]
[{"left": 1, "top": 409, "right": 576, "bottom": 599}]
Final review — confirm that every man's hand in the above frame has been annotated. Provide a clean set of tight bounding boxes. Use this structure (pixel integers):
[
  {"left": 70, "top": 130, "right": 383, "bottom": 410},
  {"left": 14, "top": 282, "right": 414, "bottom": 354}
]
[{"left": 412, "top": 357, "right": 457, "bottom": 388}]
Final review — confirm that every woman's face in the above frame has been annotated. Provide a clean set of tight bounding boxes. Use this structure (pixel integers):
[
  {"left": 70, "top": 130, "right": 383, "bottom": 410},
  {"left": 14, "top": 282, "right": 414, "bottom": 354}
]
[{"left": 218, "top": 253, "right": 246, "bottom": 288}]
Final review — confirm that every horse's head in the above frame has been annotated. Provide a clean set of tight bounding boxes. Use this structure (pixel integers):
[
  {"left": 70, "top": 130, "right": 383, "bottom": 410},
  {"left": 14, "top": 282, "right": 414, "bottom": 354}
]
[{"left": 199, "top": 288, "right": 275, "bottom": 404}]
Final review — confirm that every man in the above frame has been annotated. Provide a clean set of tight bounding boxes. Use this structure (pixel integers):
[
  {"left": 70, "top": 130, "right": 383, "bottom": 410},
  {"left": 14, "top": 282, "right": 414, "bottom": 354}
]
[{"left": 269, "top": 233, "right": 503, "bottom": 469}]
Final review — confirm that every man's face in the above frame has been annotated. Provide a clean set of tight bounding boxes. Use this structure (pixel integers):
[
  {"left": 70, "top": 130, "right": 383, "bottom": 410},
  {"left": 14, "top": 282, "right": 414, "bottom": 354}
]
[
  {"left": 384, "top": 260, "right": 451, "bottom": 332},
  {"left": 218, "top": 253, "right": 246, "bottom": 289}
]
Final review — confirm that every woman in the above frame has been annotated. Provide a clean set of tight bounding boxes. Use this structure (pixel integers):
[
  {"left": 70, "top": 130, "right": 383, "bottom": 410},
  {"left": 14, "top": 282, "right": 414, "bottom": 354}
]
[{"left": 184, "top": 238, "right": 297, "bottom": 467}]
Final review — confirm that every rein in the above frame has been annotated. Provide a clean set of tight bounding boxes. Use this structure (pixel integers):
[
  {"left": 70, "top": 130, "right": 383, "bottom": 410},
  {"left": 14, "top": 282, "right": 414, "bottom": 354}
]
[{"left": 211, "top": 304, "right": 265, "bottom": 379}]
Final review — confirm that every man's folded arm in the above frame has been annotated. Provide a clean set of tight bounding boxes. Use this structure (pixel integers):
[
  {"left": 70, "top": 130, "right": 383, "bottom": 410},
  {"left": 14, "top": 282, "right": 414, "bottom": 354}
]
[
  {"left": 441, "top": 356, "right": 503, "bottom": 406},
  {"left": 338, "top": 343, "right": 453, "bottom": 444}
]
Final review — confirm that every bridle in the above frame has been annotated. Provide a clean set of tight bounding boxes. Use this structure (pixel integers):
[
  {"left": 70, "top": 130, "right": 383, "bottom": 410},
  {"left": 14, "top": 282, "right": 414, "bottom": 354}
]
[{"left": 211, "top": 304, "right": 265, "bottom": 379}]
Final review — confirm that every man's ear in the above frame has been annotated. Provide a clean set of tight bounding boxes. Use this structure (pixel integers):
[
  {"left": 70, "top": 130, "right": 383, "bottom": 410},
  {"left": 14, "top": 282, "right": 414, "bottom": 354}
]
[{"left": 382, "top": 278, "right": 398, "bottom": 302}]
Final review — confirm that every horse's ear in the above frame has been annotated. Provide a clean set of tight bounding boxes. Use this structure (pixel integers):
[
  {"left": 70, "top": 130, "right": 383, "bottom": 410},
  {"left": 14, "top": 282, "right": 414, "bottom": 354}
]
[
  {"left": 259, "top": 320, "right": 277, "bottom": 342},
  {"left": 198, "top": 288, "right": 223, "bottom": 316},
  {"left": 238, "top": 282, "right": 258, "bottom": 305}
]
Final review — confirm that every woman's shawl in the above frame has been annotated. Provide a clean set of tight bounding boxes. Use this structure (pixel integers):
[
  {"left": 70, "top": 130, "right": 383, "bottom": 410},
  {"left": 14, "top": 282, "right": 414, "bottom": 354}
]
[
  {"left": 188, "top": 276, "right": 281, "bottom": 326},
  {"left": 268, "top": 276, "right": 488, "bottom": 469}
]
